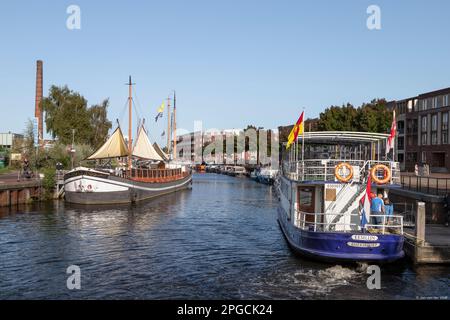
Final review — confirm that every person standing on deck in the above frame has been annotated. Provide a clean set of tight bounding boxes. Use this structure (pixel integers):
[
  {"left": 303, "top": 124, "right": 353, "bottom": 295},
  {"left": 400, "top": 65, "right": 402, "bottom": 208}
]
[
  {"left": 384, "top": 198, "right": 394, "bottom": 224},
  {"left": 370, "top": 193, "right": 385, "bottom": 227}
]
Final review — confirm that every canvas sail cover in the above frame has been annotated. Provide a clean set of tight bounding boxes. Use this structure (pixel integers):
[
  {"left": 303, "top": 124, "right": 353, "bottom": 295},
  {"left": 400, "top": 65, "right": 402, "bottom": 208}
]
[
  {"left": 87, "top": 127, "right": 129, "bottom": 160},
  {"left": 132, "top": 126, "right": 164, "bottom": 161},
  {"left": 153, "top": 142, "right": 169, "bottom": 162}
]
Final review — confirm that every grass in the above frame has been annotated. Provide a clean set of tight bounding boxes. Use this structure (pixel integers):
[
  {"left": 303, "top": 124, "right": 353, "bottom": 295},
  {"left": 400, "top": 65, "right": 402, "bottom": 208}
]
[{"left": 0, "top": 166, "right": 16, "bottom": 175}]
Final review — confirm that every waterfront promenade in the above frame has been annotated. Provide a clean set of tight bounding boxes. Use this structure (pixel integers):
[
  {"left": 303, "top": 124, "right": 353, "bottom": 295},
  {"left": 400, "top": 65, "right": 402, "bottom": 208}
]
[{"left": 0, "top": 171, "right": 41, "bottom": 207}]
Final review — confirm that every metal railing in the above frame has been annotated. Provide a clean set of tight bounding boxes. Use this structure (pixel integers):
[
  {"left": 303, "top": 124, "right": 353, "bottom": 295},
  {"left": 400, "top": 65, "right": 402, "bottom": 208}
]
[
  {"left": 401, "top": 175, "right": 450, "bottom": 196},
  {"left": 325, "top": 161, "right": 369, "bottom": 213},
  {"left": 283, "top": 159, "right": 401, "bottom": 184},
  {"left": 393, "top": 202, "right": 416, "bottom": 227},
  {"left": 122, "top": 168, "right": 187, "bottom": 182},
  {"left": 296, "top": 211, "right": 404, "bottom": 235}
]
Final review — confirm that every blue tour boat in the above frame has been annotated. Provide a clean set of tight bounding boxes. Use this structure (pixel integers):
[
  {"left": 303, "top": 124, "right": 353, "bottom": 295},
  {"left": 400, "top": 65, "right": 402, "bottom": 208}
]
[{"left": 277, "top": 131, "right": 405, "bottom": 264}]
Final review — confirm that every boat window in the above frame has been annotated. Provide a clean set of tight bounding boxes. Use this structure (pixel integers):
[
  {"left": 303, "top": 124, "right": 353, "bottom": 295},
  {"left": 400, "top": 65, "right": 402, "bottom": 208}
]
[{"left": 299, "top": 188, "right": 313, "bottom": 207}]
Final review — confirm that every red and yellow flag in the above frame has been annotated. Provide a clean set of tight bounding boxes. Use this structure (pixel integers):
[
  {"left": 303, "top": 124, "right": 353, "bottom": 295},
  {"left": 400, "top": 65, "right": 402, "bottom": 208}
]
[{"left": 286, "top": 111, "right": 304, "bottom": 149}]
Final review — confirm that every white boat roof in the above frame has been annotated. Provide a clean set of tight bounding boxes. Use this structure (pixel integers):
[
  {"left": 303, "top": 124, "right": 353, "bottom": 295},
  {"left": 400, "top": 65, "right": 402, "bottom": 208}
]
[{"left": 296, "top": 131, "right": 390, "bottom": 143}]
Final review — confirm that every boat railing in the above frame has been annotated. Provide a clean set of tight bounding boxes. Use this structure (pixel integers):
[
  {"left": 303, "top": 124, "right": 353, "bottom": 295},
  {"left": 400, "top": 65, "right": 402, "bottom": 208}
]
[
  {"left": 296, "top": 211, "right": 404, "bottom": 235},
  {"left": 284, "top": 159, "right": 401, "bottom": 184},
  {"left": 121, "top": 168, "right": 188, "bottom": 183}
]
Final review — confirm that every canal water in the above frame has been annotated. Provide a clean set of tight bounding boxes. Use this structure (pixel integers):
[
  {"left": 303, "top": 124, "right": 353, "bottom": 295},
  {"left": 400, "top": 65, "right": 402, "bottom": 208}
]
[{"left": 0, "top": 174, "right": 448, "bottom": 299}]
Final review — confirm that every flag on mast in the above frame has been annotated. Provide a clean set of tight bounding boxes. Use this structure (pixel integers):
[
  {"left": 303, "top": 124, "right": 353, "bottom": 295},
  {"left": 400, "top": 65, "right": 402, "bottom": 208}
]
[
  {"left": 155, "top": 102, "right": 165, "bottom": 122},
  {"left": 359, "top": 175, "right": 372, "bottom": 229},
  {"left": 286, "top": 111, "right": 304, "bottom": 149},
  {"left": 386, "top": 110, "right": 397, "bottom": 155}
]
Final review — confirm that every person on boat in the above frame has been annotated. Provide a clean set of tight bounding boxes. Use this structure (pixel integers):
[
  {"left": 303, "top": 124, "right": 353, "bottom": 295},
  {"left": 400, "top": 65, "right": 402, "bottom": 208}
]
[
  {"left": 384, "top": 197, "right": 394, "bottom": 224},
  {"left": 370, "top": 193, "right": 385, "bottom": 228}
]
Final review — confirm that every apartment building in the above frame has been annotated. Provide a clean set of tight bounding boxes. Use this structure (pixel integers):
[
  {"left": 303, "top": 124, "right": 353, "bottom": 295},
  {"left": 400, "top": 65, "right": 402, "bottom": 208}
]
[
  {"left": 176, "top": 128, "right": 269, "bottom": 164},
  {"left": 388, "top": 87, "right": 450, "bottom": 172}
]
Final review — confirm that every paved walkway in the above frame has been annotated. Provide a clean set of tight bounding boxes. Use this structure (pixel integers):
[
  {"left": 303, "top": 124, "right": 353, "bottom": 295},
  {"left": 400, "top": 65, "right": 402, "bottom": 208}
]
[
  {"left": 405, "top": 225, "right": 450, "bottom": 246},
  {"left": 424, "top": 225, "right": 450, "bottom": 246},
  {"left": 0, "top": 171, "right": 39, "bottom": 189}
]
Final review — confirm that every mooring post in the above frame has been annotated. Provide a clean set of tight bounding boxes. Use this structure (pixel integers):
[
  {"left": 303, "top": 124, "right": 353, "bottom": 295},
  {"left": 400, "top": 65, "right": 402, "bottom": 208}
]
[{"left": 415, "top": 202, "right": 426, "bottom": 246}]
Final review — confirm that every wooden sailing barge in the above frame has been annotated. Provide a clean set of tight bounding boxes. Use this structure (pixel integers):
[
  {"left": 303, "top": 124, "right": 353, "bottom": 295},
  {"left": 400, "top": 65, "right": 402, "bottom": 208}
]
[{"left": 64, "top": 77, "right": 192, "bottom": 205}]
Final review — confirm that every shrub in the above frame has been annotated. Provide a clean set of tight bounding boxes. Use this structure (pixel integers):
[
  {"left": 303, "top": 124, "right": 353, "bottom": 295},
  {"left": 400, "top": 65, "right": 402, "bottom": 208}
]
[{"left": 41, "top": 167, "right": 56, "bottom": 199}]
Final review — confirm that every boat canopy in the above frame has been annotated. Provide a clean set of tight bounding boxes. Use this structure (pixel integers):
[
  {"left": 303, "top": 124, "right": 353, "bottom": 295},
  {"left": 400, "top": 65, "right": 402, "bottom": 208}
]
[
  {"left": 296, "top": 131, "right": 390, "bottom": 144},
  {"left": 153, "top": 142, "right": 170, "bottom": 161},
  {"left": 87, "top": 127, "right": 129, "bottom": 160},
  {"left": 132, "top": 126, "right": 164, "bottom": 161}
]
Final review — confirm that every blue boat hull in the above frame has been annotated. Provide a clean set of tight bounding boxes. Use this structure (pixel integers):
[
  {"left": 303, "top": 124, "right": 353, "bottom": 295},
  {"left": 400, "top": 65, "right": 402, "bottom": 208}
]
[{"left": 277, "top": 207, "right": 405, "bottom": 264}]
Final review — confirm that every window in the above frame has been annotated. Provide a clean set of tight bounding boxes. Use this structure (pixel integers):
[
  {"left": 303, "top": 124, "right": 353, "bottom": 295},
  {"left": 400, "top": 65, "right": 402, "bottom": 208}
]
[
  {"left": 420, "top": 99, "right": 427, "bottom": 111},
  {"left": 299, "top": 189, "right": 314, "bottom": 207},
  {"left": 398, "top": 137, "right": 404, "bottom": 150},
  {"left": 437, "top": 96, "right": 443, "bottom": 108},
  {"left": 445, "top": 95, "right": 450, "bottom": 107},
  {"left": 421, "top": 132, "right": 428, "bottom": 145},
  {"left": 431, "top": 114, "right": 438, "bottom": 145},
  {"left": 421, "top": 116, "right": 428, "bottom": 145},
  {"left": 442, "top": 112, "right": 449, "bottom": 144},
  {"left": 428, "top": 98, "right": 434, "bottom": 109},
  {"left": 421, "top": 115, "right": 428, "bottom": 132},
  {"left": 397, "top": 121, "right": 405, "bottom": 134}
]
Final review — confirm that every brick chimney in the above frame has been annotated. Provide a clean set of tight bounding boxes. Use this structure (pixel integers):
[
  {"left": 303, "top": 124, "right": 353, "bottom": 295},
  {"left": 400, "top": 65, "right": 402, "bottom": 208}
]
[{"left": 35, "top": 60, "right": 43, "bottom": 142}]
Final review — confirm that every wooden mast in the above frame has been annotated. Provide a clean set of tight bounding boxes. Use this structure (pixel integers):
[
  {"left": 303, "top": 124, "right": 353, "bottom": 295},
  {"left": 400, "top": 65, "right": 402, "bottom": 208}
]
[
  {"left": 167, "top": 95, "right": 171, "bottom": 155},
  {"left": 173, "top": 91, "right": 177, "bottom": 160},
  {"left": 128, "top": 76, "right": 133, "bottom": 170}
]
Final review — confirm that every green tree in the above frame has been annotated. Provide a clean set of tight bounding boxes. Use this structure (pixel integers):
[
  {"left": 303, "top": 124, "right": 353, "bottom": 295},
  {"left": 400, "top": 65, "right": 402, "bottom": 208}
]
[
  {"left": 89, "top": 99, "right": 112, "bottom": 148},
  {"left": 41, "top": 85, "right": 112, "bottom": 146},
  {"left": 318, "top": 104, "right": 358, "bottom": 131},
  {"left": 318, "top": 99, "right": 392, "bottom": 133}
]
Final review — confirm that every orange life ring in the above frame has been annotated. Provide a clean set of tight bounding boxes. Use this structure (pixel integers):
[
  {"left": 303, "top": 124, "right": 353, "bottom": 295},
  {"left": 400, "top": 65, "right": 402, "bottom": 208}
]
[
  {"left": 371, "top": 164, "right": 391, "bottom": 185},
  {"left": 335, "top": 162, "right": 354, "bottom": 183}
]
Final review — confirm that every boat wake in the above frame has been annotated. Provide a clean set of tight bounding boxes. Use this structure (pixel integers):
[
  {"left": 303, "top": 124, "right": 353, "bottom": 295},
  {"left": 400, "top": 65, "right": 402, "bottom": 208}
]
[
  {"left": 238, "top": 265, "right": 364, "bottom": 299},
  {"left": 292, "top": 265, "right": 362, "bottom": 297}
]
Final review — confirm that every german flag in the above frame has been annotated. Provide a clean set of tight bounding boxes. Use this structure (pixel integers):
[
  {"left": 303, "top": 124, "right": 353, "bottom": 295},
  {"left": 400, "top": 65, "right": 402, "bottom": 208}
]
[{"left": 286, "top": 111, "right": 304, "bottom": 149}]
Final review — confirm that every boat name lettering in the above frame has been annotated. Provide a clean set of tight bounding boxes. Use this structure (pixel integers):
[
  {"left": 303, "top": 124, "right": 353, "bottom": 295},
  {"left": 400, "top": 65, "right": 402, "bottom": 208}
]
[
  {"left": 351, "top": 235, "right": 378, "bottom": 241},
  {"left": 347, "top": 242, "right": 380, "bottom": 248}
]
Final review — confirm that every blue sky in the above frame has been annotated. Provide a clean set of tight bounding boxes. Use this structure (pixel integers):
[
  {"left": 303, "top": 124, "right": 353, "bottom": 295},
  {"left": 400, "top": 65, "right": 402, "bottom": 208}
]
[{"left": 1, "top": 0, "right": 450, "bottom": 143}]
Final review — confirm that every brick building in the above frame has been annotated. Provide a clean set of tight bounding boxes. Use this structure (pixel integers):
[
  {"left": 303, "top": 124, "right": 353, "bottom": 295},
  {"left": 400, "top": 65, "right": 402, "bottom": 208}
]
[{"left": 388, "top": 87, "right": 450, "bottom": 172}]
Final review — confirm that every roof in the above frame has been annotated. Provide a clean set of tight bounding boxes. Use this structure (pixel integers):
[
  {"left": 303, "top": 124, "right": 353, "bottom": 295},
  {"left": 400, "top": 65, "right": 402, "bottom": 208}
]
[
  {"left": 418, "top": 87, "right": 450, "bottom": 99},
  {"left": 296, "top": 131, "right": 390, "bottom": 144}
]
